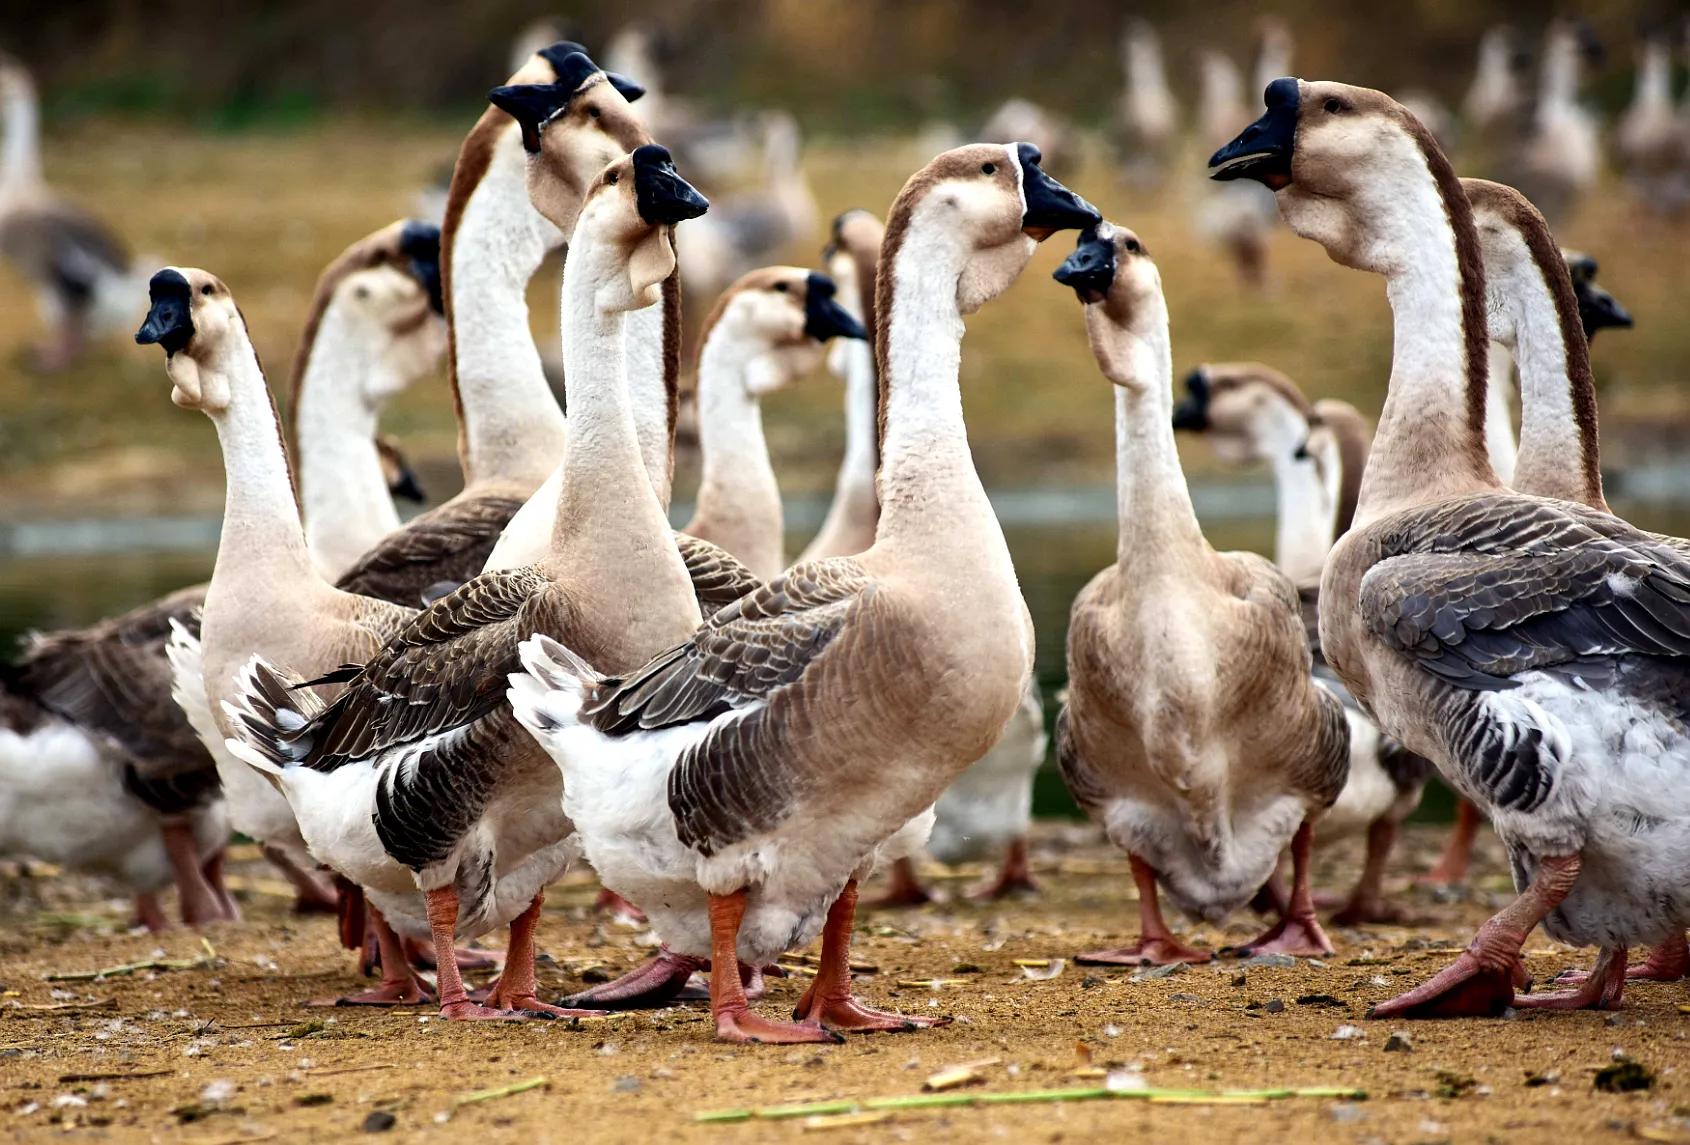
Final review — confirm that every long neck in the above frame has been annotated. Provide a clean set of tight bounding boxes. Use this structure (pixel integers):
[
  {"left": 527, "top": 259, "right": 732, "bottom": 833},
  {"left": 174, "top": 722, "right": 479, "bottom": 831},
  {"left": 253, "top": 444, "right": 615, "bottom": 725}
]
[
  {"left": 1, "top": 81, "right": 42, "bottom": 191},
  {"left": 814, "top": 333, "right": 880, "bottom": 549},
  {"left": 689, "top": 327, "right": 783, "bottom": 579},
  {"left": 205, "top": 336, "right": 318, "bottom": 593},
  {"left": 1269, "top": 444, "right": 1336, "bottom": 587},
  {"left": 1636, "top": 44, "right": 1671, "bottom": 109},
  {"left": 1483, "top": 342, "right": 1518, "bottom": 486},
  {"left": 874, "top": 226, "right": 994, "bottom": 550},
  {"left": 622, "top": 272, "right": 679, "bottom": 508},
  {"left": 1542, "top": 43, "right": 1578, "bottom": 105},
  {"left": 446, "top": 126, "right": 565, "bottom": 489},
  {"left": 1103, "top": 303, "right": 1208, "bottom": 566},
  {"left": 1506, "top": 243, "right": 1606, "bottom": 509},
  {"left": 549, "top": 238, "right": 674, "bottom": 562},
  {"left": 1352, "top": 174, "right": 1495, "bottom": 526},
  {"left": 292, "top": 313, "right": 400, "bottom": 579}
]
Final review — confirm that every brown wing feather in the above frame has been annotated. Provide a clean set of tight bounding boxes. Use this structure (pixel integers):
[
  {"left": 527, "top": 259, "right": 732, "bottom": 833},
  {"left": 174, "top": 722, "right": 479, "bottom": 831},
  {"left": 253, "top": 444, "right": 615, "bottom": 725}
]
[
  {"left": 334, "top": 494, "right": 526, "bottom": 607},
  {"left": 674, "top": 531, "right": 763, "bottom": 614}
]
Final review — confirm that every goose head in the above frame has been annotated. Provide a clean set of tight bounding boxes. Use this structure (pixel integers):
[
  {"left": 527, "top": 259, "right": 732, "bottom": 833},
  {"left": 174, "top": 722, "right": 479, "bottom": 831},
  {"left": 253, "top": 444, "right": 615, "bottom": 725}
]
[
  {"left": 1052, "top": 221, "right": 1164, "bottom": 388},
  {"left": 571, "top": 145, "right": 707, "bottom": 312},
  {"left": 1562, "top": 249, "right": 1633, "bottom": 339},
  {"left": 488, "top": 48, "right": 653, "bottom": 236},
  {"left": 0, "top": 52, "right": 33, "bottom": 105},
  {"left": 135, "top": 267, "right": 242, "bottom": 412},
  {"left": 890, "top": 143, "right": 1097, "bottom": 315},
  {"left": 706, "top": 267, "right": 867, "bottom": 396},
  {"left": 376, "top": 434, "right": 427, "bottom": 503},
  {"left": 821, "top": 208, "right": 883, "bottom": 375},
  {"left": 1210, "top": 77, "right": 1457, "bottom": 276},
  {"left": 337, "top": 261, "right": 446, "bottom": 403},
  {"left": 1170, "top": 362, "right": 1314, "bottom": 466}
]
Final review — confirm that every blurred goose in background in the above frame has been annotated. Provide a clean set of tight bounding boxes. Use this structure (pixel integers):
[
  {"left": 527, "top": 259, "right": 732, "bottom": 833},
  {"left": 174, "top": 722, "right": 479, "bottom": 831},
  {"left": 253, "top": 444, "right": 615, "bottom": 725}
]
[
  {"left": 1115, "top": 19, "right": 1179, "bottom": 190},
  {"left": 1616, "top": 28, "right": 1689, "bottom": 214},
  {"left": 1464, "top": 25, "right": 1528, "bottom": 140},
  {"left": 1250, "top": 18, "right": 1295, "bottom": 108},
  {"left": 981, "top": 98, "right": 1077, "bottom": 178},
  {"left": 0, "top": 52, "right": 147, "bottom": 371},
  {"left": 606, "top": 23, "right": 762, "bottom": 188},
  {"left": 1193, "top": 49, "right": 1275, "bottom": 287},
  {"left": 1506, "top": 21, "right": 1603, "bottom": 224}
]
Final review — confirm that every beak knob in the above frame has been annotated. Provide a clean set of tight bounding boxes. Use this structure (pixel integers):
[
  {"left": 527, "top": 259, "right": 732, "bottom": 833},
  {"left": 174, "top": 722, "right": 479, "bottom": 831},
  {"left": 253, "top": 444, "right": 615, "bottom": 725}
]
[
  {"left": 1052, "top": 226, "right": 1116, "bottom": 303},
  {"left": 1209, "top": 77, "right": 1300, "bottom": 189},
  {"left": 633, "top": 144, "right": 709, "bottom": 224}
]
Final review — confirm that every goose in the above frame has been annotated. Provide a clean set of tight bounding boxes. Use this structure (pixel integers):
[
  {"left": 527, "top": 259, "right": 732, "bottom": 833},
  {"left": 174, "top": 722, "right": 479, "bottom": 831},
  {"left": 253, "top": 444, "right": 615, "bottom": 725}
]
[
  {"left": 603, "top": 24, "right": 760, "bottom": 188},
  {"left": 375, "top": 434, "right": 428, "bottom": 507},
  {"left": 1616, "top": 30, "right": 1688, "bottom": 214},
  {"left": 0, "top": 53, "right": 146, "bottom": 371},
  {"left": 1464, "top": 26, "right": 1528, "bottom": 140},
  {"left": 222, "top": 143, "right": 711, "bottom": 1022},
  {"left": 1506, "top": 21, "right": 1603, "bottom": 224},
  {"left": 798, "top": 209, "right": 884, "bottom": 566},
  {"left": 681, "top": 267, "right": 867, "bottom": 581},
  {"left": 1172, "top": 364, "right": 1434, "bottom": 924},
  {"left": 981, "top": 100, "right": 1077, "bottom": 178},
  {"left": 1051, "top": 224, "right": 1348, "bottom": 966},
  {"left": 1115, "top": 19, "right": 1179, "bottom": 190},
  {"left": 1193, "top": 49, "right": 1275, "bottom": 286},
  {"left": 509, "top": 143, "right": 1099, "bottom": 1043},
  {"left": 1250, "top": 18, "right": 1295, "bottom": 110},
  {"left": 333, "top": 42, "right": 665, "bottom": 607},
  {"left": 1212, "top": 77, "right": 1690, "bottom": 1018}
]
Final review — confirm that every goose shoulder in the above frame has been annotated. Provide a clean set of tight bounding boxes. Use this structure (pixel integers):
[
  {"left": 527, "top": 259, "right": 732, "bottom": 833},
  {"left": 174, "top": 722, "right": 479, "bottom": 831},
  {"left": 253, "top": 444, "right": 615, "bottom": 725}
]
[
  {"left": 333, "top": 492, "right": 528, "bottom": 607},
  {"left": 0, "top": 199, "right": 130, "bottom": 284}
]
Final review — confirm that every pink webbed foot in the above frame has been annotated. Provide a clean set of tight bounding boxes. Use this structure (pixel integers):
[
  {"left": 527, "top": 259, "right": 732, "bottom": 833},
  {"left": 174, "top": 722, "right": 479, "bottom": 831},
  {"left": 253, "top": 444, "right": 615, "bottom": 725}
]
[
  {"left": 1329, "top": 894, "right": 1407, "bottom": 927},
  {"left": 479, "top": 985, "right": 607, "bottom": 1020},
  {"left": 1077, "top": 938, "right": 1212, "bottom": 966},
  {"left": 1369, "top": 950, "right": 1520, "bottom": 1020},
  {"left": 1523, "top": 947, "right": 1628, "bottom": 1010},
  {"left": 561, "top": 947, "right": 706, "bottom": 1009},
  {"left": 1558, "top": 935, "right": 1687, "bottom": 985},
  {"left": 324, "top": 977, "right": 434, "bottom": 1008},
  {"left": 864, "top": 858, "right": 937, "bottom": 909},
  {"left": 402, "top": 936, "right": 500, "bottom": 974},
  {"left": 593, "top": 888, "right": 647, "bottom": 925},
  {"left": 717, "top": 1005, "right": 844, "bottom": 1045},
  {"left": 439, "top": 1000, "right": 535, "bottom": 1022},
  {"left": 793, "top": 990, "right": 949, "bottom": 1034},
  {"left": 1237, "top": 911, "right": 1335, "bottom": 958}
]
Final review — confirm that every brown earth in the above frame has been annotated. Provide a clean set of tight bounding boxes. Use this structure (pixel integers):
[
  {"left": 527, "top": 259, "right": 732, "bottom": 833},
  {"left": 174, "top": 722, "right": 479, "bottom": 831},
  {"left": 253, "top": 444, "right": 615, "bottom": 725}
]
[{"left": 2, "top": 823, "right": 1688, "bottom": 1145}]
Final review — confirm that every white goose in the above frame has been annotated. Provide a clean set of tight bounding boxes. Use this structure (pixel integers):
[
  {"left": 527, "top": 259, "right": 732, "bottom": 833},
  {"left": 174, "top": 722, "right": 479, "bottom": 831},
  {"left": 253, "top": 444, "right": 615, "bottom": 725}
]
[{"left": 511, "top": 143, "right": 1099, "bottom": 1044}]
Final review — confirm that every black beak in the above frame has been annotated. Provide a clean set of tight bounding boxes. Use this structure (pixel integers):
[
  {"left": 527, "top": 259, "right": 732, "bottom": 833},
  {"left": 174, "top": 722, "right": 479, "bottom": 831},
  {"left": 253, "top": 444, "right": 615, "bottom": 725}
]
[
  {"left": 1017, "top": 143, "right": 1100, "bottom": 241},
  {"left": 488, "top": 81, "right": 573, "bottom": 153},
  {"left": 802, "top": 272, "right": 866, "bottom": 341},
  {"left": 632, "top": 144, "right": 709, "bottom": 224},
  {"left": 387, "top": 461, "right": 426, "bottom": 503},
  {"left": 606, "top": 72, "right": 645, "bottom": 102},
  {"left": 1052, "top": 226, "right": 1115, "bottom": 304},
  {"left": 1292, "top": 437, "right": 1312, "bottom": 461},
  {"left": 1577, "top": 280, "right": 1633, "bottom": 339},
  {"left": 1170, "top": 368, "right": 1211, "bottom": 432},
  {"left": 1210, "top": 77, "right": 1299, "bottom": 190},
  {"left": 398, "top": 220, "right": 444, "bottom": 316},
  {"left": 135, "top": 269, "right": 194, "bottom": 355},
  {"left": 1575, "top": 22, "right": 1605, "bottom": 64}
]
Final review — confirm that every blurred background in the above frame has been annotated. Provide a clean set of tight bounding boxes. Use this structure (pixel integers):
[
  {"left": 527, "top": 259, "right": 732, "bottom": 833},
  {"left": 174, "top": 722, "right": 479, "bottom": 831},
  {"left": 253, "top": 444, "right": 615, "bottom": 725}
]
[{"left": 3, "top": 1, "right": 1689, "bottom": 816}]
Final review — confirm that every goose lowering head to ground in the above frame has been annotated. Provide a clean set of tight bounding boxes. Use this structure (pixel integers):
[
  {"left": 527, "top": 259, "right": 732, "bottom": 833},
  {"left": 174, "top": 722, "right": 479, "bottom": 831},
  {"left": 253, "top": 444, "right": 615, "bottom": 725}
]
[
  {"left": 1213, "top": 78, "right": 1690, "bottom": 1018},
  {"left": 1051, "top": 223, "right": 1348, "bottom": 966},
  {"left": 510, "top": 143, "right": 1098, "bottom": 1045}
]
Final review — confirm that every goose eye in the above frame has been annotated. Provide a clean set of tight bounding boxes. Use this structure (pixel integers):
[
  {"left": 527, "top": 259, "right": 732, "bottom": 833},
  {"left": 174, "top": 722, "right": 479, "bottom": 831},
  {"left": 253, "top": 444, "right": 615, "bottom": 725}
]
[
  {"left": 200, "top": 284, "right": 214, "bottom": 296},
  {"left": 606, "top": 171, "right": 619, "bottom": 185},
  {"left": 774, "top": 281, "right": 789, "bottom": 293},
  {"left": 587, "top": 106, "right": 601, "bottom": 119},
  {"left": 1125, "top": 238, "right": 1141, "bottom": 253},
  {"left": 980, "top": 162, "right": 996, "bottom": 175},
  {"left": 1323, "top": 98, "right": 1345, "bottom": 114},
  {"left": 354, "top": 286, "right": 370, "bottom": 301}
]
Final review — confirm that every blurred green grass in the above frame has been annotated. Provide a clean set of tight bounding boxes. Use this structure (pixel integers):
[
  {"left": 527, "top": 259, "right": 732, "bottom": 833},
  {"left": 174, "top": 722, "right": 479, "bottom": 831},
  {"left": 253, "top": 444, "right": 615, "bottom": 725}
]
[{"left": 1, "top": 119, "right": 1687, "bottom": 517}]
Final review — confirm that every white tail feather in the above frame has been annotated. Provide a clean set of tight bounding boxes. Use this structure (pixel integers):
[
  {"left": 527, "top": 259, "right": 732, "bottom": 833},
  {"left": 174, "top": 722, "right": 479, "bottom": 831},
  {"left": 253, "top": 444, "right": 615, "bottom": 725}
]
[{"left": 510, "top": 636, "right": 597, "bottom": 739}]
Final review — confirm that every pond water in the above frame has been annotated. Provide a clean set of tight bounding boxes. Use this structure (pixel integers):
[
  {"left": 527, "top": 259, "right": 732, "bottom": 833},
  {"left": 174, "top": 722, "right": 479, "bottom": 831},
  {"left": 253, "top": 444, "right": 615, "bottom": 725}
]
[{"left": 4, "top": 483, "right": 1686, "bottom": 819}]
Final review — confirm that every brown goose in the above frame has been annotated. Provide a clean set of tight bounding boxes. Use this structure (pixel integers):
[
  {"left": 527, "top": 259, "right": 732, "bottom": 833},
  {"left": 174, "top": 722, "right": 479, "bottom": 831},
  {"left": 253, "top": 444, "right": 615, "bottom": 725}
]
[
  {"left": 511, "top": 143, "right": 1098, "bottom": 1044},
  {"left": 1212, "top": 77, "right": 1690, "bottom": 1018},
  {"left": 1052, "top": 224, "right": 1348, "bottom": 966}
]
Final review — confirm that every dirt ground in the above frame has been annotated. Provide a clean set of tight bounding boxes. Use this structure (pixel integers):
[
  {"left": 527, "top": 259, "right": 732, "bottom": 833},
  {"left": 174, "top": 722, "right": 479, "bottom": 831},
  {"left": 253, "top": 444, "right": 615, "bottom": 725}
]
[{"left": 2, "top": 823, "right": 1687, "bottom": 1145}]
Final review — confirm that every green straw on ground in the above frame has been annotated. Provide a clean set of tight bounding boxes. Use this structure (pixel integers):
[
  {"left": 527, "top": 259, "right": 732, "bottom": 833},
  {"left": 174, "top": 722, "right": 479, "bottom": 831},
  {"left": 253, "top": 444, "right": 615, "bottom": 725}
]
[{"left": 694, "top": 1084, "right": 1367, "bottom": 1122}]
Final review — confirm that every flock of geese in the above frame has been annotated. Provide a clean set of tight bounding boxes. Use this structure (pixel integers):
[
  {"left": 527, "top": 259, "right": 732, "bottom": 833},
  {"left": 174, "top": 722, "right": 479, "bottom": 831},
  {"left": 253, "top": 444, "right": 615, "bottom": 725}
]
[{"left": 0, "top": 25, "right": 1687, "bottom": 1044}]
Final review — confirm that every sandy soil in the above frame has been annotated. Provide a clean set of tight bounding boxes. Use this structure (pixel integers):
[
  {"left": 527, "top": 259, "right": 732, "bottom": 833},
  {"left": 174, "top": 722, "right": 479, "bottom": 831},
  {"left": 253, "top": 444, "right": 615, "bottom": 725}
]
[{"left": 2, "top": 824, "right": 1687, "bottom": 1145}]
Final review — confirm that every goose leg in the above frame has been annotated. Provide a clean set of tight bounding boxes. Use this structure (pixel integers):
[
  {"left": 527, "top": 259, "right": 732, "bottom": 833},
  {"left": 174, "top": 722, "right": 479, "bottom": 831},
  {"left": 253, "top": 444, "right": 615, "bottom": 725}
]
[
  {"left": 1556, "top": 933, "right": 1686, "bottom": 985},
  {"left": 1418, "top": 798, "right": 1484, "bottom": 887},
  {"left": 1077, "top": 853, "right": 1212, "bottom": 965},
  {"left": 321, "top": 906, "right": 433, "bottom": 1007},
  {"left": 162, "top": 821, "right": 226, "bottom": 926},
  {"left": 201, "top": 847, "right": 240, "bottom": 922},
  {"left": 133, "top": 891, "right": 169, "bottom": 933},
  {"left": 592, "top": 887, "right": 647, "bottom": 924},
  {"left": 401, "top": 935, "right": 502, "bottom": 974},
  {"left": 1517, "top": 945, "right": 1627, "bottom": 1011},
  {"left": 1238, "top": 822, "right": 1335, "bottom": 957},
  {"left": 793, "top": 880, "right": 950, "bottom": 1033},
  {"left": 425, "top": 886, "right": 525, "bottom": 1021},
  {"left": 560, "top": 945, "right": 707, "bottom": 1009},
  {"left": 1370, "top": 853, "right": 1580, "bottom": 1020},
  {"left": 864, "top": 857, "right": 935, "bottom": 908},
  {"left": 478, "top": 892, "right": 606, "bottom": 1019},
  {"left": 261, "top": 845, "right": 339, "bottom": 914},
  {"left": 967, "top": 836, "right": 1039, "bottom": 900},
  {"left": 1331, "top": 818, "right": 1405, "bottom": 926},
  {"left": 711, "top": 890, "right": 840, "bottom": 1044}
]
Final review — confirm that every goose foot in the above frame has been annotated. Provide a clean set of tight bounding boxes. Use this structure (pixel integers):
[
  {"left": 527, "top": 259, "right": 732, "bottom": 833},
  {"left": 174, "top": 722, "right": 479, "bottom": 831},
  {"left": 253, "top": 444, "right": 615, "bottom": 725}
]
[
  {"left": 1556, "top": 934, "right": 1687, "bottom": 985},
  {"left": 311, "top": 906, "right": 433, "bottom": 1008},
  {"left": 1328, "top": 819, "right": 1405, "bottom": 926},
  {"left": 401, "top": 936, "right": 501, "bottom": 974},
  {"left": 1080, "top": 852, "right": 1211, "bottom": 965},
  {"left": 965, "top": 837, "right": 1039, "bottom": 901},
  {"left": 1371, "top": 853, "right": 1580, "bottom": 1020},
  {"left": 163, "top": 821, "right": 230, "bottom": 926},
  {"left": 864, "top": 858, "right": 936, "bottom": 908},
  {"left": 561, "top": 946, "right": 706, "bottom": 1009},
  {"left": 707, "top": 889, "right": 842, "bottom": 1045},
  {"left": 202, "top": 848, "right": 240, "bottom": 923},
  {"left": 717, "top": 1006, "right": 843, "bottom": 1045},
  {"left": 472, "top": 891, "right": 605, "bottom": 1021},
  {"left": 1519, "top": 946, "right": 1627, "bottom": 1011},
  {"left": 1237, "top": 821, "right": 1333, "bottom": 957},
  {"left": 794, "top": 992, "right": 947, "bottom": 1033},
  {"left": 133, "top": 891, "right": 170, "bottom": 933},
  {"left": 439, "top": 1000, "right": 534, "bottom": 1022},
  {"left": 262, "top": 846, "right": 340, "bottom": 914},
  {"left": 593, "top": 888, "right": 647, "bottom": 925},
  {"left": 1416, "top": 799, "right": 1483, "bottom": 888},
  {"left": 792, "top": 879, "right": 946, "bottom": 1035}
]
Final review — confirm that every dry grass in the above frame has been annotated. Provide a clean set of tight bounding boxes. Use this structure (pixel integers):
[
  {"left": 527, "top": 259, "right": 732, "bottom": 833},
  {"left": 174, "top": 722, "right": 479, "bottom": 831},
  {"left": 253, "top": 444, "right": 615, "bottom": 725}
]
[{"left": 1, "top": 119, "right": 1688, "bottom": 517}]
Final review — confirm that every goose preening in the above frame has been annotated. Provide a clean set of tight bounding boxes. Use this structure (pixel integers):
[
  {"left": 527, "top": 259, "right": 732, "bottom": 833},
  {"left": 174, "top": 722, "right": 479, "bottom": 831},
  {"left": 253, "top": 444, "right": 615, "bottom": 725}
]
[
  {"left": 1506, "top": 21, "right": 1603, "bottom": 225},
  {"left": 222, "top": 143, "right": 711, "bottom": 1022},
  {"left": 1615, "top": 29, "right": 1689, "bottom": 215},
  {"left": 1051, "top": 224, "right": 1348, "bottom": 966},
  {"left": 510, "top": 143, "right": 1099, "bottom": 1043},
  {"left": 682, "top": 267, "right": 866, "bottom": 580},
  {"left": 1212, "top": 76, "right": 1690, "bottom": 1018},
  {"left": 0, "top": 52, "right": 146, "bottom": 371},
  {"left": 1171, "top": 363, "right": 1434, "bottom": 925},
  {"left": 1115, "top": 20, "right": 1178, "bottom": 190}
]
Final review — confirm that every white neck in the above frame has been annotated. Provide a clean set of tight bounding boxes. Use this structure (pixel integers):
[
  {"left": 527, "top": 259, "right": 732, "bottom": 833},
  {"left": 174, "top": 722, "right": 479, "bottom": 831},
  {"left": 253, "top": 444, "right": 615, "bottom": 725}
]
[
  {"left": 292, "top": 312, "right": 400, "bottom": 579},
  {"left": 1269, "top": 441, "right": 1336, "bottom": 588},
  {"left": 875, "top": 223, "right": 994, "bottom": 549},
  {"left": 1, "top": 81, "right": 42, "bottom": 191},
  {"left": 1635, "top": 44, "right": 1671, "bottom": 109},
  {"left": 1103, "top": 302, "right": 1207, "bottom": 566},
  {"left": 1483, "top": 342, "right": 1518, "bottom": 486},
  {"left": 449, "top": 126, "right": 565, "bottom": 488},
  {"left": 203, "top": 336, "right": 318, "bottom": 593},
  {"left": 1501, "top": 254, "right": 1601, "bottom": 507},
  {"left": 688, "top": 325, "right": 784, "bottom": 579},
  {"left": 622, "top": 280, "right": 675, "bottom": 508},
  {"left": 1542, "top": 42, "right": 1579, "bottom": 106},
  {"left": 806, "top": 333, "right": 879, "bottom": 558}
]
